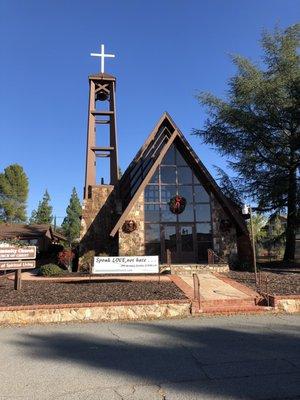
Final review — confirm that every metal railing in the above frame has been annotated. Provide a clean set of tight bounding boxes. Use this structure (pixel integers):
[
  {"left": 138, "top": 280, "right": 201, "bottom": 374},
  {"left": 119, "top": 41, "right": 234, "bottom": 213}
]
[{"left": 207, "top": 249, "right": 227, "bottom": 264}]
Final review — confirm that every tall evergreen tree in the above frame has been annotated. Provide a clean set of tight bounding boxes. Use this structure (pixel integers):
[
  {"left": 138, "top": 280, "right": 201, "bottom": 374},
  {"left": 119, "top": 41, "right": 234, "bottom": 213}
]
[
  {"left": 30, "top": 190, "right": 53, "bottom": 224},
  {"left": 0, "top": 164, "right": 29, "bottom": 223},
  {"left": 61, "top": 187, "right": 81, "bottom": 245},
  {"left": 195, "top": 24, "right": 300, "bottom": 261}
]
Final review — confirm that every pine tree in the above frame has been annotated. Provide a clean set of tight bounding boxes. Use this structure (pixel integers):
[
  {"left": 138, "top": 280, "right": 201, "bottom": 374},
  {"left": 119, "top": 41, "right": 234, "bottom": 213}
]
[
  {"left": 30, "top": 190, "right": 53, "bottom": 224},
  {"left": 61, "top": 187, "right": 81, "bottom": 245},
  {"left": 195, "top": 24, "right": 300, "bottom": 261},
  {"left": 0, "top": 164, "right": 29, "bottom": 223}
]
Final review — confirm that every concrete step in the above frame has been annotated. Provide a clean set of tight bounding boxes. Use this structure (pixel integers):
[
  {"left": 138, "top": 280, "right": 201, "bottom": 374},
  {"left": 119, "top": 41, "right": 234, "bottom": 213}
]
[
  {"left": 193, "top": 304, "right": 272, "bottom": 315},
  {"left": 197, "top": 297, "right": 258, "bottom": 308}
]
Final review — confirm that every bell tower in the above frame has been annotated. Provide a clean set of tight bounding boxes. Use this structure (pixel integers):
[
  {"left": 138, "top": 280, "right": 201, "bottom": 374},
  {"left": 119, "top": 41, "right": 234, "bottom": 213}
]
[{"left": 84, "top": 44, "right": 119, "bottom": 199}]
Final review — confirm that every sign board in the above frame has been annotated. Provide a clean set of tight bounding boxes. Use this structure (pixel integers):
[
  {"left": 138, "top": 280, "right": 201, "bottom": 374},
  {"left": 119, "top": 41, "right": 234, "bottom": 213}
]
[
  {"left": 93, "top": 256, "right": 159, "bottom": 274},
  {"left": 0, "top": 245, "right": 36, "bottom": 261},
  {"left": 0, "top": 260, "right": 36, "bottom": 271}
]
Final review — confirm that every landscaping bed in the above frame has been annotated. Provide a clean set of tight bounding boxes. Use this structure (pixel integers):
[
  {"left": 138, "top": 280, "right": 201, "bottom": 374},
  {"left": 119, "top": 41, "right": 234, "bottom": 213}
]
[
  {"left": 223, "top": 271, "right": 300, "bottom": 296},
  {"left": 0, "top": 278, "right": 187, "bottom": 307}
]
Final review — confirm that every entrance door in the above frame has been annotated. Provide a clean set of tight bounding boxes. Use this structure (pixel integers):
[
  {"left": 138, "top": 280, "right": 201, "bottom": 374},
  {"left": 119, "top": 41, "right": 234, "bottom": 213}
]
[
  {"left": 163, "top": 224, "right": 197, "bottom": 263},
  {"left": 179, "top": 225, "right": 196, "bottom": 263},
  {"left": 163, "top": 225, "right": 178, "bottom": 263}
]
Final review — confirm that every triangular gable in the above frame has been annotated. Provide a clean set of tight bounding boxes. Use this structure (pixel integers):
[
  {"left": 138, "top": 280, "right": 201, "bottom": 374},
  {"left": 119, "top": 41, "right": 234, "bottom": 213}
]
[{"left": 110, "top": 112, "right": 247, "bottom": 237}]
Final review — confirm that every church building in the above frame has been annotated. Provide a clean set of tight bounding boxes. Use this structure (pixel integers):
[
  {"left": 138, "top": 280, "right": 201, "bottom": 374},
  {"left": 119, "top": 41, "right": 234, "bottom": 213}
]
[{"left": 80, "top": 47, "right": 252, "bottom": 266}]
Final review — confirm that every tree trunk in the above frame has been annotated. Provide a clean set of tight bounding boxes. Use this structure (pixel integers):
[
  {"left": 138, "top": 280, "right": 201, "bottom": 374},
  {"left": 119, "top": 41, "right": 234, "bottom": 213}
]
[{"left": 283, "top": 168, "right": 297, "bottom": 261}]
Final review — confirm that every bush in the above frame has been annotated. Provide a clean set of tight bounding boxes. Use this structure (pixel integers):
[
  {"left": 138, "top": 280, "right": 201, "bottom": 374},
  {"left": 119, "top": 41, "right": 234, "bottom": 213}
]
[
  {"left": 38, "top": 264, "right": 66, "bottom": 277},
  {"left": 58, "top": 249, "right": 75, "bottom": 272},
  {"left": 229, "top": 259, "right": 253, "bottom": 272},
  {"left": 79, "top": 250, "right": 95, "bottom": 273}
]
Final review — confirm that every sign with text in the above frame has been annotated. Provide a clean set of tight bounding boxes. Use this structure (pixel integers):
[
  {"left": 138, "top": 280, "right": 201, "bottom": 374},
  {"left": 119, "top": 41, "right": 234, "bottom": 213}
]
[
  {"left": 0, "top": 245, "right": 36, "bottom": 261},
  {"left": 0, "top": 260, "right": 36, "bottom": 271},
  {"left": 93, "top": 256, "right": 159, "bottom": 274}
]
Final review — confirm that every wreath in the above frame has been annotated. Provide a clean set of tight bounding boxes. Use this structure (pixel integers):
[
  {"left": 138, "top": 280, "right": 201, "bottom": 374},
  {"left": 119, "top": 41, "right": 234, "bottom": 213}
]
[
  {"left": 169, "top": 195, "right": 187, "bottom": 214},
  {"left": 220, "top": 219, "right": 232, "bottom": 232},
  {"left": 122, "top": 220, "right": 137, "bottom": 233}
]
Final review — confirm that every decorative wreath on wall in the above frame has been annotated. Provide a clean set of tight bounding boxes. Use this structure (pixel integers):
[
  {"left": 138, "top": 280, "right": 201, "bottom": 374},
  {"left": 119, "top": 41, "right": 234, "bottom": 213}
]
[
  {"left": 169, "top": 195, "right": 187, "bottom": 214},
  {"left": 122, "top": 220, "right": 137, "bottom": 233},
  {"left": 220, "top": 219, "right": 232, "bottom": 232}
]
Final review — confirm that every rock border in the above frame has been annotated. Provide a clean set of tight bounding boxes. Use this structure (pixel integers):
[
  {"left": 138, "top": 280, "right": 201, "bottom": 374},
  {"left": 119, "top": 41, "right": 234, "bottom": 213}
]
[{"left": 0, "top": 299, "right": 191, "bottom": 325}]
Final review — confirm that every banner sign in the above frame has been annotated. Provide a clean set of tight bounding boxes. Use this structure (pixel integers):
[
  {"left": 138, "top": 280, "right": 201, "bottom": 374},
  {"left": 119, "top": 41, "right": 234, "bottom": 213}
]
[
  {"left": 93, "top": 256, "right": 159, "bottom": 274},
  {"left": 0, "top": 245, "right": 36, "bottom": 261},
  {"left": 0, "top": 260, "right": 36, "bottom": 271}
]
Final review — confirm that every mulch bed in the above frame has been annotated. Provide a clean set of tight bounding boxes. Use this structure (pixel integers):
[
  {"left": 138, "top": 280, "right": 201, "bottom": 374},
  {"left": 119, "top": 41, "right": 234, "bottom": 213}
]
[
  {"left": 0, "top": 278, "right": 187, "bottom": 307},
  {"left": 223, "top": 271, "right": 300, "bottom": 296}
]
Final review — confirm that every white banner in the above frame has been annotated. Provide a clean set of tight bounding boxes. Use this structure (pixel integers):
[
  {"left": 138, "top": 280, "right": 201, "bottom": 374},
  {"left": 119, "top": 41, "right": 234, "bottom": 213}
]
[{"left": 93, "top": 256, "right": 159, "bottom": 274}]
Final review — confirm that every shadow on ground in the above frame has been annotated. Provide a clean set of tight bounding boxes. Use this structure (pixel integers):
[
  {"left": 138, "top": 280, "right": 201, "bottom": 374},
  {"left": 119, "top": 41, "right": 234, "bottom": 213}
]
[{"left": 10, "top": 319, "right": 300, "bottom": 399}]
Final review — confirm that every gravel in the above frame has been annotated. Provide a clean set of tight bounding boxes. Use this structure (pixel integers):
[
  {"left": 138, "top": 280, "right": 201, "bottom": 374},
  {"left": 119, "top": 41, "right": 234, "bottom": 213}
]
[
  {"left": 0, "top": 278, "right": 187, "bottom": 307},
  {"left": 223, "top": 270, "right": 300, "bottom": 295}
]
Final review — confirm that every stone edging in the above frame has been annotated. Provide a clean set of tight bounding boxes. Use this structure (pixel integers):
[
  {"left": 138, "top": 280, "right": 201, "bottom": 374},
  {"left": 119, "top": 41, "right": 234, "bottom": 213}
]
[
  {"left": 267, "top": 294, "right": 300, "bottom": 313},
  {"left": 0, "top": 299, "right": 191, "bottom": 325}
]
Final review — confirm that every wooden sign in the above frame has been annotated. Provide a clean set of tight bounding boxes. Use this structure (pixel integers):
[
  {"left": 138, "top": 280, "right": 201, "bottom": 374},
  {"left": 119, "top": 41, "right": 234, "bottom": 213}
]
[
  {"left": 93, "top": 256, "right": 159, "bottom": 274},
  {"left": 0, "top": 260, "right": 36, "bottom": 271},
  {"left": 0, "top": 245, "right": 36, "bottom": 260}
]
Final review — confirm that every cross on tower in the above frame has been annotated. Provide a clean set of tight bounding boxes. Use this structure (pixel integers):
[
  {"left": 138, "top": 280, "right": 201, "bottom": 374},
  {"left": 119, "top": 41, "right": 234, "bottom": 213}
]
[{"left": 90, "top": 44, "right": 115, "bottom": 73}]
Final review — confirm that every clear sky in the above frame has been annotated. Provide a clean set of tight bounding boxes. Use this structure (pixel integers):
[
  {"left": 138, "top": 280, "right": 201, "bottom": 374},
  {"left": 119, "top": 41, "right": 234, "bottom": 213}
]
[{"left": 0, "top": 0, "right": 298, "bottom": 224}]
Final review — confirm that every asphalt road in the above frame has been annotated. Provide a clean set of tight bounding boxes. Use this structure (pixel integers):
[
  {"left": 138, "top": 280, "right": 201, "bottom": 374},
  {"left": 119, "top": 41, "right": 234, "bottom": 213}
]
[{"left": 0, "top": 314, "right": 299, "bottom": 400}]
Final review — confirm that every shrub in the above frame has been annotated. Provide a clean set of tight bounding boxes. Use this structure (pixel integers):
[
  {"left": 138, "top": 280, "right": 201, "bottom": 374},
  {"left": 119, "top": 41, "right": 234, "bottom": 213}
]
[
  {"left": 229, "top": 259, "right": 253, "bottom": 272},
  {"left": 38, "top": 264, "right": 65, "bottom": 277},
  {"left": 79, "top": 250, "right": 95, "bottom": 273},
  {"left": 58, "top": 249, "right": 75, "bottom": 272}
]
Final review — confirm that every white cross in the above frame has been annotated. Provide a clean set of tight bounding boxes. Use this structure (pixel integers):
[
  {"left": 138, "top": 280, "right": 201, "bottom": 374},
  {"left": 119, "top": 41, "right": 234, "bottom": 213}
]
[{"left": 90, "top": 44, "right": 115, "bottom": 73}]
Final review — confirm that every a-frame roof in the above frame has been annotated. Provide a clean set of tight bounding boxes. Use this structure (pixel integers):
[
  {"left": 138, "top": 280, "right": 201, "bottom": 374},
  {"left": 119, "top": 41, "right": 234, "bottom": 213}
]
[{"left": 110, "top": 112, "right": 248, "bottom": 237}]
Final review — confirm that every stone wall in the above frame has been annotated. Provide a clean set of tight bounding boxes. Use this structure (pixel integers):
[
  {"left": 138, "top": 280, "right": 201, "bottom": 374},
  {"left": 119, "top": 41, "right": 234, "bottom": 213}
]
[
  {"left": 0, "top": 300, "right": 190, "bottom": 325},
  {"left": 80, "top": 185, "right": 118, "bottom": 258},
  {"left": 119, "top": 193, "right": 145, "bottom": 256},
  {"left": 211, "top": 194, "right": 238, "bottom": 263}
]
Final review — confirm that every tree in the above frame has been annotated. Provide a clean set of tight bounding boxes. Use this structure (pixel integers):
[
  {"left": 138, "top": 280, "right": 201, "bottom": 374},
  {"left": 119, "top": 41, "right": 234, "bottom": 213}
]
[
  {"left": 61, "top": 187, "right": 81, "bottom": 245},
  {"left": 195, "top": 24, "right": 300, "bottom": 261},
  {"left": 0, "top": 164, "right": 29, "bottom": 223},
  {"left": 30, "top": 190, "right": 53, "bottom": 224}
]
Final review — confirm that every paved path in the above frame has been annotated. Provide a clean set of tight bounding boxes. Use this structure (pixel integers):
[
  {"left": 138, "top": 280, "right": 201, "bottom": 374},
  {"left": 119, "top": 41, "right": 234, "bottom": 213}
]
[
  {"left": 181, "top": 273, "right": 253, "bottom": 301},
  {"left": 0, "top": 314, "right": 299, "bottom": 399}
]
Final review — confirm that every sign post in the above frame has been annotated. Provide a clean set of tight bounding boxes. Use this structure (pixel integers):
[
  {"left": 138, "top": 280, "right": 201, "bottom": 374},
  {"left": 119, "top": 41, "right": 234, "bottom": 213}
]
[{"left": 0, "top": 244, "right": 36, "bottom": 290}]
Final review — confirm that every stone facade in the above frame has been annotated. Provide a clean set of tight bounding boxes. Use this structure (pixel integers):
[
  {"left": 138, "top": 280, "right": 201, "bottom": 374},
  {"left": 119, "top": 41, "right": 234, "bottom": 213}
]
[
  {"left": 118, "top": 193, "right": 145, "bottom": 256},
  {"left": 80, "top": 185, "right": 118, "bottom": 258},
  {"left": 211, "top": 194, "right": 238, "bottom": 263}
]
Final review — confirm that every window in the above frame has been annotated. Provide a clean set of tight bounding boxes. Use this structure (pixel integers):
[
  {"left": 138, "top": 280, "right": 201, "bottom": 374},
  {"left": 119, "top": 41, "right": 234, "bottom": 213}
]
[
  {"left": 144, "top": 185, "right": 159, "bottom": 203},
  {"left": 161, "top": 186, "right": 177, "bottom": 203},
  {"left": 177, "top": 167, "right": 192, "bottom": 184},
  {"left": 162, "top": 146, "right": 175, "bottom": 165},
  {"left": 161, "top": 166, "right": 176, "bottom": 184},
  {"left": 194, "top": 185, "right": 210, "bottom": 202},
  {"left": 178, "top": 204, "right": 194, "bottom": 222},
  {"left": 181, "top": 226, "right": 194, "bottom": 251},
  {"left": 143, "top": 143, "right": 213, "bottom": 260},
  {"left": 195, "top": 204, "right": 211, "bottom": 222},
  {"left": 144, "top": 204, "right": 160, "bottom": 222}
]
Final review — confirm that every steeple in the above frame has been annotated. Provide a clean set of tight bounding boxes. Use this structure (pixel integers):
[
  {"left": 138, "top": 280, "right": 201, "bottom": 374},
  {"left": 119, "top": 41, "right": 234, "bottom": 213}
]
[{"left": 84, "top": 44, "right": 119, "bottom": 199}]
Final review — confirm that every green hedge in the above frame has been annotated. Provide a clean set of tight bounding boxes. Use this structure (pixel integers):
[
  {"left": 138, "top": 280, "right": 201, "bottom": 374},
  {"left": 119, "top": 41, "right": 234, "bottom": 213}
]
[{"left": 38, "top": 264, "right": 66, "bottom": 277}]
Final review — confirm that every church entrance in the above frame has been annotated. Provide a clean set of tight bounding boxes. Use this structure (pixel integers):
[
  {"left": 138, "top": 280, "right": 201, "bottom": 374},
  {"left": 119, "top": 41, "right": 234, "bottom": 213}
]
[
  {"left": 163, "top": 223, "right": 197, "bottom": 264},
  {"left": 143, "top": 142, "right": 214, "bottom": 264}
]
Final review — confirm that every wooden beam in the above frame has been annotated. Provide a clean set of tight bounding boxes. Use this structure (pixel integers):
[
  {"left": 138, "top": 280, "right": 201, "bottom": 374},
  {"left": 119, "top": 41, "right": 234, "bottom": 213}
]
[
  {"left": 91, "top": 146, "right": 115, "bottom": 151},
  {"left": 91, "top": 110, "right": 114, "bottom": 115}
]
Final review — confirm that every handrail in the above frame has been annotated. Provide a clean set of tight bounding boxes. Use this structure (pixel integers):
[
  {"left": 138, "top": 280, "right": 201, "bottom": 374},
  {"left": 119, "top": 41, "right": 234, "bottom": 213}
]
[
  {"left": 207, "top": 248, "right": 227, "bottom": 264},
  {"left": 193, "top": 273, "right": 201, "bottom": 310}
]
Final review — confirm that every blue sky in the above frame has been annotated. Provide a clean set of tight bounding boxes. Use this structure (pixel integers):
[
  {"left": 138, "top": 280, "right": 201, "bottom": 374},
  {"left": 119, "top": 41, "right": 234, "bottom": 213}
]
[{"left": 0, "top": 0, "right": 298, "bottom": 224}]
